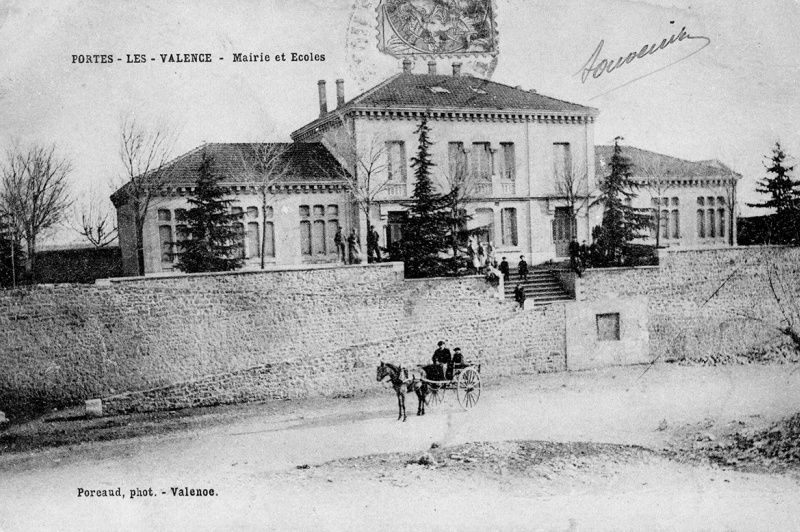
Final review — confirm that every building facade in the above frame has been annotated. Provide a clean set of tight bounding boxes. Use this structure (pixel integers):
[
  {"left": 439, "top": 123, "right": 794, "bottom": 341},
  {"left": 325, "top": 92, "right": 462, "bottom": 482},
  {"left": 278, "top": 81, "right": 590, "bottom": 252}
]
[
  {"left": 112, "top": 143, "right": 352, "bottom": 276},
  {"left": 292, "top": 60, "right": 599, "bottom": 265},
  {"left": 113, "top": 60, "right": 740, "bottom": 276},
  {"left": 594, "top": 145, "right": 740, "bottom": 249}
]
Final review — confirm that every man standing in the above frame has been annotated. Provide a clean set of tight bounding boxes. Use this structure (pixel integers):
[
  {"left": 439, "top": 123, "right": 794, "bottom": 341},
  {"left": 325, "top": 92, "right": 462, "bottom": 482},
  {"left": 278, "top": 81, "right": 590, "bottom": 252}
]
[
  {"left": 367, "top": 225, "right": 382, "bottom": 263},
  {"left": 518, "top": 255, "right": 528, "bottom": 281},
  {"left": 347, "top": 229, "right": 361, "bottom": 265},
  {"left": 499, "top": 257, "right": 510, "bottom": 283},
  {"left": 569, "top": 238, "right": 580, "bottom": 272},
  {"left": 334, "top": 227, "right": 346, "bottom": 263}
]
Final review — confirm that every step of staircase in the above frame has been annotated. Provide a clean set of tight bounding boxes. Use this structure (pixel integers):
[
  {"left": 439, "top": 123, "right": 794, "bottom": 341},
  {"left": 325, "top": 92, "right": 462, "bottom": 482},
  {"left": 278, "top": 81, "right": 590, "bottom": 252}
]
[{"left": 502, "top": 269, "right": 574, "bottom": 306}]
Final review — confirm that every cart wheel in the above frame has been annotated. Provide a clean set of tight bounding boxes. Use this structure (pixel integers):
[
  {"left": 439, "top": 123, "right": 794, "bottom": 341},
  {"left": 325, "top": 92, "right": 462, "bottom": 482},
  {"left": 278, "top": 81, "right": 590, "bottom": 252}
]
[
  {"left": 456, "top": 368, "right": 481, "bottom": 410},
  {"left": 425, "top": 384, "right": 445, "bottom": 406}
]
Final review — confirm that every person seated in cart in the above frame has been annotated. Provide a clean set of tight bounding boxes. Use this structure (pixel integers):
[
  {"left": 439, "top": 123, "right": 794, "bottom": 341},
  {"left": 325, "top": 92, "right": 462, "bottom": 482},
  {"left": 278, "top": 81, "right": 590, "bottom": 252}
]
[
  {"left": 428, "top": 340, "right": 451, "bottom": 381},
  {"left": 447, "top": 347, "right": 466, "bottom": 380}
]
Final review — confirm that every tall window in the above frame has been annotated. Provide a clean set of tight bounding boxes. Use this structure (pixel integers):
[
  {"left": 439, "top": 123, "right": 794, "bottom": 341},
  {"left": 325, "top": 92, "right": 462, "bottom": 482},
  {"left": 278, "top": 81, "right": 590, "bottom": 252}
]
[
  {"left": 471, "top": 142, "right": 492, "bottom": 181},
  {"left": 553, "top": 142, "right": 572, "bottom": 178},
  {"left": 158, "top": 225, "right": 173, "bottom": 264},
  {"left": 263, "top": 206, "right": 275, "bottom": 258},
  {"left": 671, "top": 198, "right": 680, "bottom": 239},
  {"left": 697, "top": 196, "right": 725, "bottom": 240},
  {"left": 300, "top": 204, "right": 339, "bottom": 258},
  {"left": 671, "top": 209, "right": 680, "bottom": 239},
  {"left": 500, "top": 143, "right": 515, "bottom": 180},
  {"left": 696, "top": 197, "right": 704, "bottom": 238},
  {"left": 231, "top": 207, "right": 245, "bottom": 259},
  {"left": 448, "top": 142, "right": 466, "bottom": 179},
  {"left": 653, "top": 197, "right": 679, "bottom": 241},
  {"left": 501, "top": 208, "right": 518, "bottom": 247},
  {"left": 387, "top": 141, "right": 407, "bottom": 182}
]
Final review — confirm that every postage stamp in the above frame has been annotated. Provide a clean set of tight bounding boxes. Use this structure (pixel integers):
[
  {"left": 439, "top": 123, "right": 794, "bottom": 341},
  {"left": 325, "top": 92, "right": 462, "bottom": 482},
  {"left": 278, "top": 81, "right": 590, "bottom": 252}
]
[{"left": 376, "top": 0, "right": 498, "bottom": 57}]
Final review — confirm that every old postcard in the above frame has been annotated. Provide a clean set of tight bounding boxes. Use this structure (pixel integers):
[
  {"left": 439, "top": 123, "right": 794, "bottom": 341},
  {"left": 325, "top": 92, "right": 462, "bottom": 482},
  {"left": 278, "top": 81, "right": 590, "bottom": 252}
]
[{"left": 1, "top": 1, "right": 799, "bottom": 530}]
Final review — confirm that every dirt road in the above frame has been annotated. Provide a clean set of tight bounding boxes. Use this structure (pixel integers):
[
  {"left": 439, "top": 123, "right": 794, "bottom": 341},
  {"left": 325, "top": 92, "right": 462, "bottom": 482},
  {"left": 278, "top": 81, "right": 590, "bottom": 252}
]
[{"left": 1, "top": 363, "right": 800, "bottom": 531}]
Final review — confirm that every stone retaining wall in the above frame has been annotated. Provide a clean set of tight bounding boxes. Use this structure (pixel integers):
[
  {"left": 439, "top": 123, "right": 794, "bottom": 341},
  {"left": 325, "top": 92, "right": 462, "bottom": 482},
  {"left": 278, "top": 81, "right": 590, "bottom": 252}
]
[
  {"left": 577, "top": 247, "right": 800, "bottom": 361},
  {"left": 1, "top": 262, "right": 565, "bottom": 418}
]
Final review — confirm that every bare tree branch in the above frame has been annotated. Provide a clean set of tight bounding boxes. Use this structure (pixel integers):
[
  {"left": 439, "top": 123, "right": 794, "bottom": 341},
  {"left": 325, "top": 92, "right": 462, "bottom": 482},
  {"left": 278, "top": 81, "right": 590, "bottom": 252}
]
[
  {"left": 0, "top": 141, "right": 73, "bottom": 276},
  {"left": 553, "top": 155, "right": 593, "bottom": 242},
  {"left": 321, "top": 125, "right": 390, "bottom": 232},
  {"left": 68, "top": 191, "right": 118, "bottom": 248},
  {"left": 238, "top": 141, "right": 291, "bottom": 269},
  {"left": 629, "top": 151, "right": 683, "bottom": 247},
  {"left": 116, "top": 115, "right": 180, "bottom": 275}
]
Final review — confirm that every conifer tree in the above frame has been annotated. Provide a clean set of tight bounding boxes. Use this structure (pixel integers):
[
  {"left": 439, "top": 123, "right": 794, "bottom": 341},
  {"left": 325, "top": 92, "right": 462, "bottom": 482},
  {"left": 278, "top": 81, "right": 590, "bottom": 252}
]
[
  {"left": 595, "top": 137, "right": 651, "bottom": 265},
  {"left": 175, "top": 150, "right": 244, "bottom": 273},
  {"left": 401, "top": 117, "right": 453, "bottom": 278},
  {"left": 747, "top": 142, "right": 799, "bottom": 245}
]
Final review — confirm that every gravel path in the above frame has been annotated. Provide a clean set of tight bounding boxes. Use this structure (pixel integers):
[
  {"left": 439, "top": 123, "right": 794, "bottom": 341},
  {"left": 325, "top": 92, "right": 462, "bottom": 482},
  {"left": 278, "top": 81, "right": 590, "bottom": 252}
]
[{"left": 1, "top": 363, "right": 800, "bottom": 531}]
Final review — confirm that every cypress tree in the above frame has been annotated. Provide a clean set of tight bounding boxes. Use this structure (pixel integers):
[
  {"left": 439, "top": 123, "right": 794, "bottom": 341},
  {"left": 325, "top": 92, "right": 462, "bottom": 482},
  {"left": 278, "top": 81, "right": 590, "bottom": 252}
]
[
  {"left": 401, "top": 117, "right": 453, "bottom": 278},
  {"left": 747, "top": 142, "right": 799, "bottom": 245},
  {"left": 175, "top": 149, "right": 244, "bottom": 273},
  {"left": 596, "top": 137, "right": 652, "bottom": 265}
]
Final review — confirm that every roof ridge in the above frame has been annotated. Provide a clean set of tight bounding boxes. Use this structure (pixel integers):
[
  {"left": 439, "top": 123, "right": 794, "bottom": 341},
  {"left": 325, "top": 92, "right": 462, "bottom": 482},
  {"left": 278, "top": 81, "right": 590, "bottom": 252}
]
[
  {"left": 465, "top": 75, "right": 598, "bottom": 111},
  {"left": 349, "top": 72, "right": 404, "bottom": 107}
]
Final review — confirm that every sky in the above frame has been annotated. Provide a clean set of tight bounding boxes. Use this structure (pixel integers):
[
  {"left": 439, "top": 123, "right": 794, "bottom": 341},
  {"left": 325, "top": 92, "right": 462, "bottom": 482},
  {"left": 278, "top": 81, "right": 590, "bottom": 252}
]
[{"left": 1, "top": 0, "right": 799, "bottom": 246}]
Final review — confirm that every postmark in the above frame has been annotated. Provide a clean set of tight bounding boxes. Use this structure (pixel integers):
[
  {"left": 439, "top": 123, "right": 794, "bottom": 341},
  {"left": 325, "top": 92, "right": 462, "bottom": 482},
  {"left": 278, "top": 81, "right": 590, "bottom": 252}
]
[
  {"left": 346, "top": 0, "right": 498, "bottom": 94},
  {"left": 377, "top": 0, "right": 498, "bottom": 56}
]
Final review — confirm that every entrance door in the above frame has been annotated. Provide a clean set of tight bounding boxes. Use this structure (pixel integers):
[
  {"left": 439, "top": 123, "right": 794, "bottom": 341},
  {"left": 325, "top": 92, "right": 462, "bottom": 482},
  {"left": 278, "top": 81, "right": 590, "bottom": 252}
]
[
  {"left": 385, "top": 211, "right": 407, "bottom": 257},
  {"left": 553, "top": 207, "right": 575, "bottom": 257}
]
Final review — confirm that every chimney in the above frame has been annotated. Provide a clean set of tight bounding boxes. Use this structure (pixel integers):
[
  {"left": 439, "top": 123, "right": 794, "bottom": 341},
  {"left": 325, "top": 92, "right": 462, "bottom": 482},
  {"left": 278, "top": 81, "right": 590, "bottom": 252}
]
[
  {"left": 336, "top": 79, "right": 345, "bottom": 108},
  {"left": 317, "top": 80, "right": 328, "bottom": 117},
  {"left": 428, "top": 60, "right": 437, "bottom": 75},
  {"left": 402, "top": 58, "right": 412, "bottom": 74},
  {"left": 452, "top": 62, "right": 462, "bottom": 77}
]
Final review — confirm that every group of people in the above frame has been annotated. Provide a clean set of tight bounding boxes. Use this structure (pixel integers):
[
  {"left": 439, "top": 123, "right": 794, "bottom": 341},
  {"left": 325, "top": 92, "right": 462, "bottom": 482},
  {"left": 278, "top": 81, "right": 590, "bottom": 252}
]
[
  {"left": 466, "top": 240, "right": 497, "bottom": 274},
  {"left": 426, "top": 340, "right": 465, "bottom": 381},
  {"left": 496, "top": 255, "right": 528, "bottom": 283},
  {"left": 333, "top": 226, "right": 383, "bottom": 265}
]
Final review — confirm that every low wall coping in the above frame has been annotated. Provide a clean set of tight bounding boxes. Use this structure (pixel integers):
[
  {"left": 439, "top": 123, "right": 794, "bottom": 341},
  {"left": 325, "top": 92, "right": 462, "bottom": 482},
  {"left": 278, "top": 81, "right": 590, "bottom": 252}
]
[
  {"left": 96, "top": 261, "right": 405, "bottom": 285},
  {"left": 403, "top": 274, "right": 484, "bottom": 284},
  {"left": 657, "top": 245, "right": 792, "bottom": 255},
  {"left": 582, "top": 266, "right": 660, "bottom": 273}
]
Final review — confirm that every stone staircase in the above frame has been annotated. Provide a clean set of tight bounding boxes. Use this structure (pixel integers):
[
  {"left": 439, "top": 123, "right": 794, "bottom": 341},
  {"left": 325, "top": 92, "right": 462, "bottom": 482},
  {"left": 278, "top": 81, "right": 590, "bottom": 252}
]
[{"left": 502, "top": 269, "right": 574, "bottom": 307}]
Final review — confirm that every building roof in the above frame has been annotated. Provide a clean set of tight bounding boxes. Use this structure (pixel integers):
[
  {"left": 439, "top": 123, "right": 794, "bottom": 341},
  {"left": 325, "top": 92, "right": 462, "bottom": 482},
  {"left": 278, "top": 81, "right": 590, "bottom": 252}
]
[
  {"left": 292, "top": 73, "right": 597, "bottom": 139},
  {"left": 111, "top": 142, "right": 348, "bottom": 204},
  {"left": 595, "top": 145, "right": 740, "bottom": 182}
]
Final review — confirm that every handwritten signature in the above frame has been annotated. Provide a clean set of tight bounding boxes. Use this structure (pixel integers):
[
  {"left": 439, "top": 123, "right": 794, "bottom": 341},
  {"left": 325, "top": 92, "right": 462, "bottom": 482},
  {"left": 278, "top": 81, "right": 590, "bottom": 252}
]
[{"left": 576, "top": 26, "right": 711, "bottom": 100}]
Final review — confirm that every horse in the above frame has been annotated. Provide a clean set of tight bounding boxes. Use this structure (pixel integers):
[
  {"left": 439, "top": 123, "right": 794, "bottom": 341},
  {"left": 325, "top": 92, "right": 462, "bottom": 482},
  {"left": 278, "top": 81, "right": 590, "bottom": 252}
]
[{"left": 376, "top": 362, "right": 429, "bottom": 422}]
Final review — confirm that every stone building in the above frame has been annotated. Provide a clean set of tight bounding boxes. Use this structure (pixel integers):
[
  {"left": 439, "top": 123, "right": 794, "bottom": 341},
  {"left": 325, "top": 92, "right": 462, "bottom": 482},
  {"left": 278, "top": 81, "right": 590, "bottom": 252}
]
[
  {"left": 292, "top": 60, "right": 600, "bottom": 264},
  {"left": 111, "top": 142, "right": 350, "bottom": 275},
  {"left": 594, "top": 145, "right": 740, "bottom": 248},
  {"left": 112, "top": 60, "right": 740, "bottom": 275}
]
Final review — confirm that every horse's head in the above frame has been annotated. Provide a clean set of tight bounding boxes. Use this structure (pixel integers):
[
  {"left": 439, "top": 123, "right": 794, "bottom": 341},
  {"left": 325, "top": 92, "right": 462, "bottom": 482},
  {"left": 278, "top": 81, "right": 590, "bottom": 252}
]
[{"left": 376, "top": 361, "right": 388, "bottom": 382}]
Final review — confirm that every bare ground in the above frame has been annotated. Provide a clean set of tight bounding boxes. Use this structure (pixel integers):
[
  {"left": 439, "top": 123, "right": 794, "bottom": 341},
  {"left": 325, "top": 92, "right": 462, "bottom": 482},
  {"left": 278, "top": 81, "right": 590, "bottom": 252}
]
[{"left": 1, "top": 363, "right": 800, "bottom": 531}]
